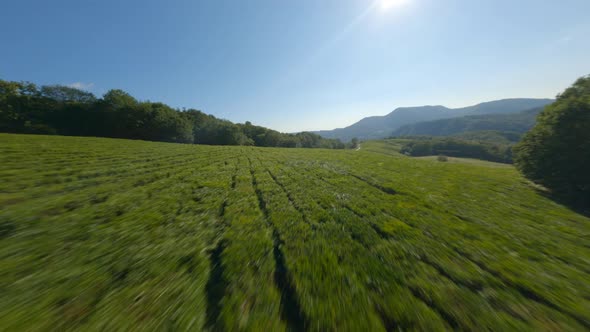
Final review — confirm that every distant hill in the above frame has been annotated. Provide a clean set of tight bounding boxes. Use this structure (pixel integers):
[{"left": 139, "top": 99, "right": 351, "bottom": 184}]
[
  {"left": 393, "top": 107, "right": 544, "bottom": 138},
  {"left": 314, "top": 99, "right": 553, "bottom": 142}
]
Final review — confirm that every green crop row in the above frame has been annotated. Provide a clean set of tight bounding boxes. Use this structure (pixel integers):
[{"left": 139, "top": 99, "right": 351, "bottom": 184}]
[{"left": 1, "top": 134, "right": 589, "bottom": 331}]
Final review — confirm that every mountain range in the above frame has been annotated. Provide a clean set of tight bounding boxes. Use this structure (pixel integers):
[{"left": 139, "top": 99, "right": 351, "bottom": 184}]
[
  {"left": 393, "top": 107, "right": 544, "bottom": 138},
  {"left": 313, "top": 98, "right": 554, "bottom": 142}
]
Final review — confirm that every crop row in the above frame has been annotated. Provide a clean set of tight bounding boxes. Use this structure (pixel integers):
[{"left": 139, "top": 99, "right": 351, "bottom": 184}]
[
  {"left": 2, "top": 137, "right": 240, "bottom": 330},
  {"left": 2, "top": 134, "right": 589, "bottom": 331},
  {"left": 256, "top": 148, "right": 590, "bottom": 330}
]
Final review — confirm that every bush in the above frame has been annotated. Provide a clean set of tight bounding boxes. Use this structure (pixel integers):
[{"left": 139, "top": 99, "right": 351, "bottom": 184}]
[{"left": 437, "top": 155, "right": 448, "bottom": 162}]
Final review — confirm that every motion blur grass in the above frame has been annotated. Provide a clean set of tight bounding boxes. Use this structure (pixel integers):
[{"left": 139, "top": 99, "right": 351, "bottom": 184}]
[{"left": 1, "top": 133, "right": 589, "bottom": 331}]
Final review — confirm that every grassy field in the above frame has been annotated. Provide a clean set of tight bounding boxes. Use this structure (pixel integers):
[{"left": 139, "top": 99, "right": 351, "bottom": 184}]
[{"left": 1, "top": 133, "right": 589, "bottom": 331}]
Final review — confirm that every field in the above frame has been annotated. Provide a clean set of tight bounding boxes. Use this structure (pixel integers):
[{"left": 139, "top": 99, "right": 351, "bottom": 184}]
[
  {"left": 413, "top": 156, "right": 512, "bottom": 168},
  {"left": 1, "top": 133, "right": 589, "bottom": 331}
]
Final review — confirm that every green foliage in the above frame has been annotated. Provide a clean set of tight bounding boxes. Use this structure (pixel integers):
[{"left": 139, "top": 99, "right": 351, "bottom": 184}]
[
  {"left": 0, "top": 79, "right": 344, "bottom": 149},
  {"left": 451, "top": 130, "right": 522, "bottom": 144},
  {"left": 400, "top": 137, "right": 513, "bottom": 163},
  {"left": 2, "top": 134, "right": 589, "bottom": 330},
  {"left": 514, "top": 75, "right": 590, "bottom": 208},
  {"left": 40, "top": 85, "right": 97, "bottom": 103},
  {"left": 101, "top": 89, "right": 138, "bottom": 108}
]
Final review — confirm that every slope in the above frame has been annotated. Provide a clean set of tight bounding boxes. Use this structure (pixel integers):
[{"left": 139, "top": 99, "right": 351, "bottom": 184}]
[
  {"left": 393, "top": 107, "right": 543, "bottom": 137},
  {"left": 315, "top": 99, "right": 553, "bottom": 142},
  {"left": 2, "top": 134, "right": 589, "bottom": 331}
]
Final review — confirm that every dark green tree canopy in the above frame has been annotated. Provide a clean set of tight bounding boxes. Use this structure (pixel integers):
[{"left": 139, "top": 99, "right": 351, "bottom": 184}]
[
  {"left": 0, "top": 78, "right": 346, "bottom": 149},
  {"left": 40, "top": 85, "right": 96, "bottom": 103},
  {"left": 514, "top": 75, "right": 590, "bottom": 208},
  {"left": 400, "top": 137, "right": 513, "bottom": 163},
  {"left": 102, "top": 89, "right": 138, "bottom": 109}
]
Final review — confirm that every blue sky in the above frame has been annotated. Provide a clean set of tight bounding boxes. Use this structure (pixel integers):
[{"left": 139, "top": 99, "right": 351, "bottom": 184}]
[{"left": 2, "top": 0, "right": 589, "bottom": 132}]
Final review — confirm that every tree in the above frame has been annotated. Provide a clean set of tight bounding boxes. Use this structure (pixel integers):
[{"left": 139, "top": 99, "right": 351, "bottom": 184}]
[
  {"left": 40, "top": 85, "right": 96, "bottom": 103},
  {"left": 102, "top": 89, "right": 137, "bottom": 109},
  {"left": 514, "top": 75, "right": 590, "bottom": 208},
  {"left": 0, "top": 80, "right": 58, "bottom": 134},
  {"left": 0, "top": 78, "right": 345, "bottom": 149}
]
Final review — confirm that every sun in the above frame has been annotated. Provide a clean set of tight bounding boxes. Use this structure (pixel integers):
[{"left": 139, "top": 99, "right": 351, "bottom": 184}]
[{"left": 379, "top": 0, "right": 407, "bottom": 11}]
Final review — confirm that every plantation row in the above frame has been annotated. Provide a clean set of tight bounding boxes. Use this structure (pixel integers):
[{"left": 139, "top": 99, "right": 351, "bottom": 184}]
[{"left": 1, "top": 134, "right": 589, "bottom": 331}]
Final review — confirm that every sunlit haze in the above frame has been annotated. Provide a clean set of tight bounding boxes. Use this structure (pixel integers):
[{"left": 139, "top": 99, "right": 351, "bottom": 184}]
[
  {"left": 2, "top": 0, "right": 589, "bottom": 132},
  {"left": 379, "top": 0, "right": 409, "bottom": 11}
]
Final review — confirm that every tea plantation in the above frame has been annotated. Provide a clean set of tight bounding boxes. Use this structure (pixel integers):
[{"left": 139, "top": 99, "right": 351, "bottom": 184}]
[{"left": 1, "top": 134, "right": 589, "bottom": 331}]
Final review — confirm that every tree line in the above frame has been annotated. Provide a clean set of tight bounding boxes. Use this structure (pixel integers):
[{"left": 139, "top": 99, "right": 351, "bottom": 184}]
[
  {"left": 515, "top": 75, "right": 590, "bottom": 209},
  {"left": 0, "top": 79, "right": 347, "bottom": 149},
  {"left": 399, "top": 137, "right": 513, "bottom": 164}
]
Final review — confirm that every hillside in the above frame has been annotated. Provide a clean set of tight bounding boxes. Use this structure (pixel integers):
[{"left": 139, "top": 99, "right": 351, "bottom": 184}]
[
  {"left": 314, "top": 99, "right": 553, "bottom": 142},
  {"left": 451, "top": 130, "right": 523, "bottom": 144},
  {"left": 393, "top": 107, "right": 543, "bottom": 137},
  {"left": 2, "top": 134, "right": 589, "bottom": 330}
]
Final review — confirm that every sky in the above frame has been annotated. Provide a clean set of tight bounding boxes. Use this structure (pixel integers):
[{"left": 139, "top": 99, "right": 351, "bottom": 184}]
[{"left": 2, "top": 0, "right": 590, "bottom": 132}]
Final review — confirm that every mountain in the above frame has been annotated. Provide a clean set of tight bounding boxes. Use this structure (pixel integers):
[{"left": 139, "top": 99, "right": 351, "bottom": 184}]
[
  {"left": 314, "top": 98, "right": 553, "bottom": 142},
  {"left": 393, "top": 107, "right": 544, "bottom": 138}
]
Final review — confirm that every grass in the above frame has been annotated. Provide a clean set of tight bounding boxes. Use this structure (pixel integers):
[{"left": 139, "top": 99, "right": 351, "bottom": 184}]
[{"left": 1, "top": 133, "right": 589, "bottom": 331}]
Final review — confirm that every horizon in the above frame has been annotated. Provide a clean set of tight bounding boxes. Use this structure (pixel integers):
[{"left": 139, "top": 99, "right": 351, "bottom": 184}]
[
  {"left": 311, "top": 97, "right": 556, "bottom": 132},
  {"left": 2, "top": 0, "right": 589, "bottom": 132}
]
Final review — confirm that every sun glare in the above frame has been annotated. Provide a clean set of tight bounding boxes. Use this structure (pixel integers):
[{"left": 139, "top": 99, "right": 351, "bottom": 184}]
[{"left": 379, "top": 0, "right": 407, "bottom": 11}]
